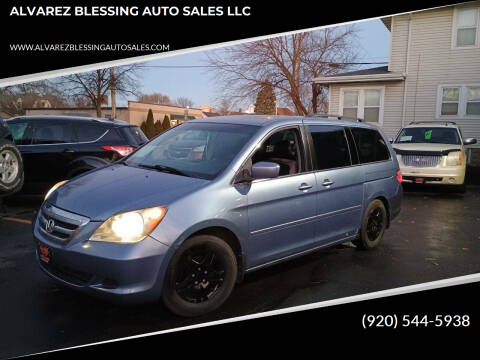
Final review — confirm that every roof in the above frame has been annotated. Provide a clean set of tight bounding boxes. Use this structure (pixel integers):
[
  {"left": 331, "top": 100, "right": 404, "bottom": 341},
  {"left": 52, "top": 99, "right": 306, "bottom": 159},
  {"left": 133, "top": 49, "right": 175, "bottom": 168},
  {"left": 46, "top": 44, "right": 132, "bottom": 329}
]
[
  {"left": 188, "top": 114, "right": 379, "bottom": 130},
  {"left": 328, "top": 66, "right": 390, "bottom": 77},
  {"left": 314, "top": 66, "right": 405, "bottom": 84},
  {"left": 128, "top": 101, "right": 203, "bottom": 111},
  {"left": 381, "top": 17, "right": 392, "bottom": 31},
  {"left": 7, "top": 114, "right": 130, "bottom": 126},
  {"left": 404, "top": 121, "right": 460, "bottom": 129},
  {"left": 202, "top": 111, "right": 222, "bottom": 117}
]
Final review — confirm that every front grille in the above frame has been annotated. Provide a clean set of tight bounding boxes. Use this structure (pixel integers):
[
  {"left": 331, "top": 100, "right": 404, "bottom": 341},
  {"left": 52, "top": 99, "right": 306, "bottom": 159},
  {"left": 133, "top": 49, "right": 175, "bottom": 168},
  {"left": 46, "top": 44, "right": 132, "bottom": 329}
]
[
  {"left": 38, "top": 203, "right": 89, "bottom": 244},
  {"left": 40, "top": 260, "right": 93, "bottom": 286},
  {"left": 403, "top": 176, "right": 443, "bottom": 182},
  {"left": 402, "top": 154, "right": 442, "bottom": 168}
]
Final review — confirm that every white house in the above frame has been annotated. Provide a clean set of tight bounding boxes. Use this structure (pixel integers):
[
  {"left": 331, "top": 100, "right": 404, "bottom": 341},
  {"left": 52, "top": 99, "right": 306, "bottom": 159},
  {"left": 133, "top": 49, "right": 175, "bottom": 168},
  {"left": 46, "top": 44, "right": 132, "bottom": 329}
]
[{"left": 314, "top": 1, "right": 480, "bottom": 163}]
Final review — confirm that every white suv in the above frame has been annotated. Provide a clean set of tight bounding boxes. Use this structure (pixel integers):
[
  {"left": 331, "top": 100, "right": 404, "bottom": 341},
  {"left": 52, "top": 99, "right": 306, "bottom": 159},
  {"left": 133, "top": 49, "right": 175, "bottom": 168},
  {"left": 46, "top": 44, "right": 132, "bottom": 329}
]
[{"left": 392, "top": 121, "right": 476, "bottom": 192}]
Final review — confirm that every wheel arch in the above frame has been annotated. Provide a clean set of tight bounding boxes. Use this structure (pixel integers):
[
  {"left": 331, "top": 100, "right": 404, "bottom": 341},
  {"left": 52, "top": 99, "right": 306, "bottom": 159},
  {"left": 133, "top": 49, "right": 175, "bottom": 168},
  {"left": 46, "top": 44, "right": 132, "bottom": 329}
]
[
  {"left": 373, "top": 195, "right": 391, "bottom": 228},
  {"left": 170, "top": 223, "right": 247, "bottom": 282}
]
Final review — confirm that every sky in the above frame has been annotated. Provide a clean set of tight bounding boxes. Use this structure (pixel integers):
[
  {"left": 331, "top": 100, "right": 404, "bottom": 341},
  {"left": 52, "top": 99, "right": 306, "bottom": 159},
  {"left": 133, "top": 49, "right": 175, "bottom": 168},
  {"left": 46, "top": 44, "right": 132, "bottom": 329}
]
[{"left": 118, "top": 18, "right": 391, "bottom": 109}]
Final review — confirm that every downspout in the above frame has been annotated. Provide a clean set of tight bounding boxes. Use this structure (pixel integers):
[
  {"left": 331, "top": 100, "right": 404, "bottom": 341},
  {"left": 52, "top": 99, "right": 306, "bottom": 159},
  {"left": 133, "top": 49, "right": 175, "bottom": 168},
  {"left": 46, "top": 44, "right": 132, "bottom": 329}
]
[{"left": 401, "top": 13, "right": 413, "bottom": 128}]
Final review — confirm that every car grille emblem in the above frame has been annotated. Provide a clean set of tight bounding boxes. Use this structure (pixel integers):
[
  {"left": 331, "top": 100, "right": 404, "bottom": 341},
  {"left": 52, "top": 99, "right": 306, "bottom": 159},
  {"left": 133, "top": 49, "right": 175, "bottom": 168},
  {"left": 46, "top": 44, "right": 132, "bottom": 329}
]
[{"left": 45, "top": 219, "right": 55, "bottom": 233}]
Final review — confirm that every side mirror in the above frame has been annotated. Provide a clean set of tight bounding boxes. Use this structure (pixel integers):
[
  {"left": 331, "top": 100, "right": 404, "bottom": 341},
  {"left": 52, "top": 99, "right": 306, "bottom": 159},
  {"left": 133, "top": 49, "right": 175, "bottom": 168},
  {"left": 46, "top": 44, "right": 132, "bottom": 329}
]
[
  {"left": 388, "top": 137, "right": 394, "bottom": 143},
  {"left": 252, "top": 161, "right": 280, "bottom": 179},
  {"left": 464, "top": 138, "right": 477, "bottom": 145}
]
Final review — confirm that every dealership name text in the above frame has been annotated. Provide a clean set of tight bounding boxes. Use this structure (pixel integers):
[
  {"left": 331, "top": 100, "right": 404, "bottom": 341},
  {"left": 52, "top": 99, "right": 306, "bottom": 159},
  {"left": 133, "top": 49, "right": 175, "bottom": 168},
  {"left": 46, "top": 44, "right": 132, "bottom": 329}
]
[{"left": 9, "top": 6, "right": 251, "bottom": 17}]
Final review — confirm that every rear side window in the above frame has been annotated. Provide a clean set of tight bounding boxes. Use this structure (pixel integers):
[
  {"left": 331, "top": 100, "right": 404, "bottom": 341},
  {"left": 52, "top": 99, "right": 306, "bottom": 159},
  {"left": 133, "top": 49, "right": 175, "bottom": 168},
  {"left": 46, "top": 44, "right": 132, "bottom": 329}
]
[
  {"left": 74, "top": 123, "right": 107, "bottom": 142},
  {"left": 350, "top": 127, "right": 390, "bottom": 163},
  {"left": 120, "top": 126, "right": 148, "bottom": 146},
  {"left": 32, "top": 120, "right": 74, "bottom": 144},
  {"left": 308, "top": 125, "right": 351, "bottom": 170},
  {"left": 7, "top": 121, "right": 33, "bottom": 145},
  {"left": 128, "top": 126, "right": 148, "bottom": 143}
]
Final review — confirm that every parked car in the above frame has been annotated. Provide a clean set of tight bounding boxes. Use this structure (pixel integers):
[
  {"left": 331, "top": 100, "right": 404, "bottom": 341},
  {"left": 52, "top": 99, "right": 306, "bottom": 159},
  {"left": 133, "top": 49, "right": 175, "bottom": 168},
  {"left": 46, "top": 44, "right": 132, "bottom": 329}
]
[
  {"left": 33, "top": 115, "right": 402, "bottom": 316},
  {"left": 392, "top": 121, "right": 476, "bottom": 192},
  {"left": 0, "top": 116, "right": 24, "bottom": 195},
  {"left": 6, "top": 115, "right": 148, "bottom": 195}
]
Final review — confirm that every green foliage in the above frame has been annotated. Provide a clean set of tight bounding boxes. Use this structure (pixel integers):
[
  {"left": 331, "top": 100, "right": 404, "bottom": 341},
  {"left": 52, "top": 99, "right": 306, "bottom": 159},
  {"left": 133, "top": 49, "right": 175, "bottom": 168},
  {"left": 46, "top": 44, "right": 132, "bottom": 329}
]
[
  {"left": 255, "top": 83, "right": 276, "bottom": 115},
  {"left": 140, "top": 121, "right": 147, "bottom": 136},
  {"left": 162, "top": 115, "right": 171, "bottom": 131},
  {"left": 154, "top": 120, "right": 163, "bottom": 135},
  {"left": 145, "top": 109, "right": 156, "bottom": 139}
]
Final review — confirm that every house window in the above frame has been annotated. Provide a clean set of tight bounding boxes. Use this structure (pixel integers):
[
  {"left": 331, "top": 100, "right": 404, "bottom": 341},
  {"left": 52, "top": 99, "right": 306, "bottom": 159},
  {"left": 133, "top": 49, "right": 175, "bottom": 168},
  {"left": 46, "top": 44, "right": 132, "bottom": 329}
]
[
  {"left": 364, "top": 89, "right": 382, "bottom": 122},
  {"left": 342, "top": 90, "right": 359, "bottom": 119},
  {"left": 340, "top": 87, "right": 384, "bottom": 123},
  {"left": 441, "top": 87, "right": 460, "bottom": 115},
  {"left": 437, "top": 84, "right": 480, "bottom": 118},
  {"left": 466, "top": 86, "right": 480, "bottom": 115},
  {"left": 453, "top": 7, "right": 479, "bottom": 47}
]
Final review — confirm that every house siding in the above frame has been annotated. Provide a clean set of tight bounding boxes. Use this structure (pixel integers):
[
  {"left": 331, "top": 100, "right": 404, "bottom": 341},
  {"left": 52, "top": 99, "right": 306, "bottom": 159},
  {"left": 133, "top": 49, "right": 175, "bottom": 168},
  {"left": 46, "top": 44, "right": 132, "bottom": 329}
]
[{"left": 328, "top": 2, "right": 480, "bottom": 153}]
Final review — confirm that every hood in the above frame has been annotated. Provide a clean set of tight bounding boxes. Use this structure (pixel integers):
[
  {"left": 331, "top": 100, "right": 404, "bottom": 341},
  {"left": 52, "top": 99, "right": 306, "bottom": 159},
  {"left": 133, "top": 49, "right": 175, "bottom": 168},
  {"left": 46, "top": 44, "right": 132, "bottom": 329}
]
[
  {"left": 48, "top": 163, "right": 209, "bottom": 221},
  {"left": 392, "top": 142, "right": 462, "bottom": 153}
]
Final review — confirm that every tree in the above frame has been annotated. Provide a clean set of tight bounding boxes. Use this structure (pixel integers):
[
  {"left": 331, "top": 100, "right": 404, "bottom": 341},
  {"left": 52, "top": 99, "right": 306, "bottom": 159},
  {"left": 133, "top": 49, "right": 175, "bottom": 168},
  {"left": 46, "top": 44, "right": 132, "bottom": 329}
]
[
  {"left": 138, "top": 92, "right": 172, "bottom": 105},
  {"left": 0, "top": 81, "right": 68, "bottom": 116},
  {"left": 207, "top": 26, "right": 358, "bottom": 115},
  {"left": 162, "top": 115, "right": 171, "bottom": 130},
  {"left": 255, "top": 83, "right": 276, "bottom": 115},
  {"left": 174, "top": 97, "right": 194, "bottom": 108},
  {"left": 154, "top": 120, "right": 163, "bottom": 135},
  {"left": 140, "top": 121, "right": 147, "bottom": 135},
  {"left": 56, "top": 64, "right": 141, "bottom": 117},
  {"left": 214, "top": 98, "right": 235, "bottom": 115},
  {"left": 145, "top": 109, "right": 156, "bottom": 139}
]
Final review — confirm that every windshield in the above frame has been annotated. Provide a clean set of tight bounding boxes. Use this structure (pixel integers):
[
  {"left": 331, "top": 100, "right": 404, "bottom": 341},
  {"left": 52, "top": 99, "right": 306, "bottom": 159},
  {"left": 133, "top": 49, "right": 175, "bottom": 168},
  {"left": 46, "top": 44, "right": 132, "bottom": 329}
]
[
  {"left": 125, "top": 122, "right": 259, "bottom": 180},
  {"left": 395, "top": 127, "right": 461, "bottom": 145}
]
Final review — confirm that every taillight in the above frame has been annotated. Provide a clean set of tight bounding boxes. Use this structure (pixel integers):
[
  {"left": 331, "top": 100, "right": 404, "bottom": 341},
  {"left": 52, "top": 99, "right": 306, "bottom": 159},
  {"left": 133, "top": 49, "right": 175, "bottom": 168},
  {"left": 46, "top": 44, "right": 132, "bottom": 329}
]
[
  {"left": 102, "top": 145, "right": 136, "bottom": 157},
  {"left": 396, "top": 169, "right": 402, "bottom": 183}
]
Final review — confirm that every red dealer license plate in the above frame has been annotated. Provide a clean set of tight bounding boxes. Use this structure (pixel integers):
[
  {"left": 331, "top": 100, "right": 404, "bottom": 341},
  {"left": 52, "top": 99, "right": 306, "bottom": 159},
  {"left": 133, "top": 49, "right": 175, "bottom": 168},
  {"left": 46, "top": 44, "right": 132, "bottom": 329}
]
[
  {"left": 415, "top": 177, "right": 425, "bottom": 184},
  {"left": 38, "top": 244, "right": 51, "bottom": 264}
]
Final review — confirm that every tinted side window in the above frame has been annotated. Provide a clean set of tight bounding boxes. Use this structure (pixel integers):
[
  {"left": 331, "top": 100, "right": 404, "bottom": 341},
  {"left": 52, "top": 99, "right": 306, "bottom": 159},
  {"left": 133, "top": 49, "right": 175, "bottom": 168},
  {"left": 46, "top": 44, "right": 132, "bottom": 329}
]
[
  {"left": 33, "top": 121, "right": 75, "bottom": 144},
  {"left": 7, "top": 120, "right": 33, "bottom": 145},
  {"left": 74, "top": 123, "right": 107, "bottom": 142},
  {"left": 308, "top": 125, "right": 351, "bottom": 170},
  {"left": 350, "top": 127, "right": 390, "bottom": 163}
]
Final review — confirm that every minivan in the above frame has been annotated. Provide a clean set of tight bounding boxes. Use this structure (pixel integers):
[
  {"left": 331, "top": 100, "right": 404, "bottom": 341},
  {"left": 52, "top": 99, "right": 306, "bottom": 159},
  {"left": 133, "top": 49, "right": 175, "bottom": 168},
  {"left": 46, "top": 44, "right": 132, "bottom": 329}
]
[{"left": 33, "top": 115, "right": 402, "bottom": 316}]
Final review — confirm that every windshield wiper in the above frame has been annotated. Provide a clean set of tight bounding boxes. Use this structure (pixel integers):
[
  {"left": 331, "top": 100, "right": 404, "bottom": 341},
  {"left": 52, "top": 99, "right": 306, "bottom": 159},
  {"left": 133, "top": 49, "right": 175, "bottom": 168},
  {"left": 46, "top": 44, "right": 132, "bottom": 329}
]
[{"left": 138, "top": 164, "right": 190, "bottom": 177}]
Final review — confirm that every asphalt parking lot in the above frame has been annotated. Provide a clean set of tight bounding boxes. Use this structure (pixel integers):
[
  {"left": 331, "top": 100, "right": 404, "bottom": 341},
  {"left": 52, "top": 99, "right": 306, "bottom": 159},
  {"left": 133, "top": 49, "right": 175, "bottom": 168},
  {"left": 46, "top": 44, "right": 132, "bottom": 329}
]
[{"left": 1, "top": 185, "right": 480, "bottom": 358}]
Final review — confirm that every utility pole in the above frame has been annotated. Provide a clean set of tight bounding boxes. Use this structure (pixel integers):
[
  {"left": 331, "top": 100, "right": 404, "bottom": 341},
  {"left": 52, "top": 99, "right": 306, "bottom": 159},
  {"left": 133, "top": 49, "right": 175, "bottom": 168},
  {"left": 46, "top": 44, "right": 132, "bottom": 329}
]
[{"left": 110, "top": 67, "right": 116, "bottom": 119}]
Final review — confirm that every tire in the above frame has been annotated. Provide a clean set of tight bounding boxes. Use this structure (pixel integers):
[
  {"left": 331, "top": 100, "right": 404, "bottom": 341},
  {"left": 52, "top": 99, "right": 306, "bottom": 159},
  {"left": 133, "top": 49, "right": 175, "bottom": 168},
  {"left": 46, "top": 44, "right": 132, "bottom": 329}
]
[
  {"left": 0, "top": 140, "right": 24, "bottom": 195},
  {"left": 162, "top": 235, "right": 237, "bottom": 317},
  {"left": 353, "top": 199, "right": 388, "bottom": 250}
]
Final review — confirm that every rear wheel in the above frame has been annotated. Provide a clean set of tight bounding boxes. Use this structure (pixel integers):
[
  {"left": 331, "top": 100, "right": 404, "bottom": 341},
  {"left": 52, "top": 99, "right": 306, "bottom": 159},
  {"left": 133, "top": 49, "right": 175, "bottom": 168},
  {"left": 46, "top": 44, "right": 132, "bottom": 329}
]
[
  {"left": 162, "top": 235, "right": 237, "bottom": 317},
  {"left": 0, "top": 140, "right": 24, "bottom": 195},
  {"left": 353, "top": 199, "right": 387, "bottom": 250}
]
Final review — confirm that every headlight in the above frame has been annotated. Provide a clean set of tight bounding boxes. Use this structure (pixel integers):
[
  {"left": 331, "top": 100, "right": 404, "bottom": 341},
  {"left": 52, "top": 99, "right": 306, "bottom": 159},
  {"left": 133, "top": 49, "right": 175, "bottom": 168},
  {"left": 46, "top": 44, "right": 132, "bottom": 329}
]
[
  {"left": 89, "top": 206, "right": 167, "bottom": 244},
  {"left": 45, "top": 180, "right": 68, "bottom": 200},
  {"left": 446, "top": 151, "right": 463, "bottom": 166}
]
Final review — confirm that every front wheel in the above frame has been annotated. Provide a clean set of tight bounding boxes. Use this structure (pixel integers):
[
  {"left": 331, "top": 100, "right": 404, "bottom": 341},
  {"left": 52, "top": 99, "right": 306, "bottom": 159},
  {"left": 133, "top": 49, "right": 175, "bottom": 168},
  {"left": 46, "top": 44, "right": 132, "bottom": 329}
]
[
  {"left": 0, "top": 140, "right": 24, "bottom": 195},
  {"left": 162, "top": 235, "right": 237, "bottom": 317},
  {"left": 353, "top": 199, "right": 387, "bottom": 250}
]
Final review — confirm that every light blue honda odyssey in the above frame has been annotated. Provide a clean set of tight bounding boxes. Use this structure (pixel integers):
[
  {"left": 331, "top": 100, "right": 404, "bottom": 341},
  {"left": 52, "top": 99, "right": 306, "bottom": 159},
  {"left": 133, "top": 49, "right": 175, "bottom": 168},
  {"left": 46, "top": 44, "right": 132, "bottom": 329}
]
[{"left": 34, "top": 115, "right": 402, "bottom": 316}]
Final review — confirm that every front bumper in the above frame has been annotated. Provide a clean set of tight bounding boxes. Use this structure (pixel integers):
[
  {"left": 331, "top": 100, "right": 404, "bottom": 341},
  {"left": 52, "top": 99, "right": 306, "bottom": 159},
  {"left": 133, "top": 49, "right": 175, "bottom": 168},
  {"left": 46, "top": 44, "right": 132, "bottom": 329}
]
[
  {"left": 400, "top": 165, "right": 466, "bottom": 185},
  {"left": 33, "top": 211, "right": 171, "bottom": 304}
]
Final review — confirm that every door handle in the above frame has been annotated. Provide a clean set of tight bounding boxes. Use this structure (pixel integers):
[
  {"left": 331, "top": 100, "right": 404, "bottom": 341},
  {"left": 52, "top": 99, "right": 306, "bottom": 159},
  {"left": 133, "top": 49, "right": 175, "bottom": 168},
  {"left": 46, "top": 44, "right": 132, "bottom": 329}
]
[
  {"left": 298, "top": 183, "right": 313, "bottom": 191},
  {"left": 63, "top": 149, "right": 75, "bottom": 153},
  {"left": 322, "top": 179, "right": 335, "bottom": 187}
]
